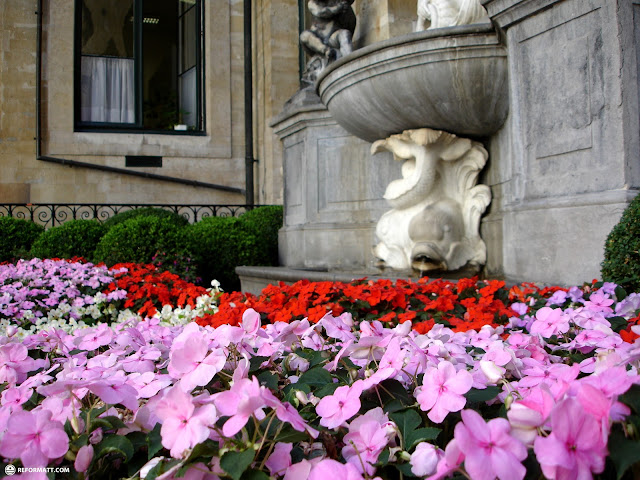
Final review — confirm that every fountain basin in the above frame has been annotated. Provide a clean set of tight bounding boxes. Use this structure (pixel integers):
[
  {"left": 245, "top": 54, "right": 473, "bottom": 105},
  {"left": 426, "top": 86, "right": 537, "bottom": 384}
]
[{"left": 316, "top": 24, "right": 508, "bottom": 143}]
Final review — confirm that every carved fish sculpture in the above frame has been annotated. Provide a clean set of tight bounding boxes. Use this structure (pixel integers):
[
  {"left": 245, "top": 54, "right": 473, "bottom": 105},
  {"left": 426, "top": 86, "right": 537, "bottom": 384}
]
[{"left": 415, "top": 0, "right": 489, "bottom": 31}]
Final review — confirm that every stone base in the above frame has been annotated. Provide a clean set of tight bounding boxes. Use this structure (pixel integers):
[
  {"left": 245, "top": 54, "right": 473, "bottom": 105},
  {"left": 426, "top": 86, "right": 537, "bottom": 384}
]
[{"left": 236, "top": 265, "right": 494, "bottom": 295}]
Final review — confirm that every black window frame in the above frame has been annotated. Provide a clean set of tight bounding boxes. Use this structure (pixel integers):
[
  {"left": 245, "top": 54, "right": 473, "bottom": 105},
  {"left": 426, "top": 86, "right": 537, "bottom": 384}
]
[{"left": 73, "top": 0, "right": 205, "bottom": 135}]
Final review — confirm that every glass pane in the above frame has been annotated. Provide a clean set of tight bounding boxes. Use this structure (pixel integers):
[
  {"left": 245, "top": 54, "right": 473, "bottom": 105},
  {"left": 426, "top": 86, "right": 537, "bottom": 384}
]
[
  {"left": 80, "top": 0, "right": 133, "bottom": 57},
  {"left": 179, "top": 67, "right": 197, "bottom": 128},
  {"left": 142, "top": 0, "right": 179, "bottom": 130},
  {"left": 80, "top": 0, "right": 134, "bottom": 123},
  {"left": 179, "top": 0, "right": 197, "bottom": 16},
  {"left": 180, "top": 6, "right": 197, "bottom": 72}
]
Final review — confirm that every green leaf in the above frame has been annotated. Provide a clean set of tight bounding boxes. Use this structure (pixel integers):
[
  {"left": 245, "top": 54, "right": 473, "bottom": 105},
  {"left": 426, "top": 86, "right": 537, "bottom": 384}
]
[
  {"left": 376, "top": 449, "right": 390, "bottom": 466},
  {"left": 184, "top": 439, "right": 219, "bottom": 463},
  {"left": 608, "top": 316, "right": 629, "bottom": 333},
  {"left": 95, "top": 435, "right": 135, "bottom": 461},
  {"left": 145, "top": 459, "right": 181, "bottom": 480},
  {"left": 608, "top": 431, "right": 640, "bottom": 479},
  {"left": 249, "top": 356, "right": 271, "bottom": 372},
  {"left": 394, "top": 462, "right": 417, "bottom": 477},
  {"left": 297, "top": 367, "right": 333, "bottom": 388},
  {"left": 275, "top": 426, "right": 312, "bottom": 444},
  {"left": 240, "top": 469, "right": 271, "bottom": 480},
  {"left": 378, "top": 379, "right": 412, "bottom": 407},
  {"left": 315, "top": 382, "right": 341, "bottom": 398},
  {"left": 221, "top": 449, "right": 256, "bottom": 480},
  {"left": 620, "top": 384, "right": 640, "bottom": 415},
  {"left": 126, "top": 431, "right": 147, "bottom": 452},
  {"left": 147, "top": 423, "right": 164, "bottom": 460},
  {"left": 390, "top": 409, "right": 440, "bottom": 450},
  {"left": 406, "top": 427, "right": 440, "bottom": 450},
  {"left": 465, "top": 386, "right": 501, "bottom": 403},
  {"left": 294, "top": 349, "right": 328, "bottom": 369},
  {"left": 257, "top": 371, "right": 279, "bottom": 390}
]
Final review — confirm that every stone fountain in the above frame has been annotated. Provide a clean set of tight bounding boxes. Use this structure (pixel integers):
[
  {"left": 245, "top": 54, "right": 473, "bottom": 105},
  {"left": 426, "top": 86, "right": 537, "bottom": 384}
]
[{"left": 238, "top": 0, "right": 640, "bottom": 293}]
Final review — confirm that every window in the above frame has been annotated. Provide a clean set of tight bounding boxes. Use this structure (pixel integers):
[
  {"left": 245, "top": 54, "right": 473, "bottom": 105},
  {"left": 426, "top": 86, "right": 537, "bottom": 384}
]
[{"left": 75, "top": 0, "right": 203, "bottom": 132}]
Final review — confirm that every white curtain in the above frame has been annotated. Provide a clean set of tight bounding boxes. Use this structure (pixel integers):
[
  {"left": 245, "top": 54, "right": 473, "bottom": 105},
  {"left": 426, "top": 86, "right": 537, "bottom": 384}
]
[{"left": 80, "top": 56, "right": 135, "bottom": 123}]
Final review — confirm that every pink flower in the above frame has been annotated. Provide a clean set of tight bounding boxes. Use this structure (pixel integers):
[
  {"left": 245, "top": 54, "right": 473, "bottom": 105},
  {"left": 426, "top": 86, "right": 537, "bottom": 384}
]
[
  {"left": 74, "top": 324, "right": 114, "bottom": 350},
  {"left": 87, "top": 377, "right": 139, "bottom": 411},
  {"left": 533, "top": 397, "right": 607, "bottom": 480},
  {"left": 342, "top": 408, "right": 395, "bottom": 475},
  {"left": 507, "top": 385, "right": 555, "bottom": 445},
  {"left": 1, "top": 385, "right": 33, "bottom": 411},
  {"left": 0, "top": 409, "right": 69, "bottom": 467},
  {"left": 154, "top": 387, "right": 217, "bottom": 458},
  {"left": 265, "top": 442, "right": 293, "bottom": 477},
  {"left": 214, "top": 377, "right": 267, "bottom": 437},
  {"left": 529, "top": 307, "right": 570, "bottom": 338},
  {"left": 415, "top": 361, "right": 472, "bottom": 423},
  {"left": 426, "top": 439, "right": 464, "bottom": 480},
  {"left": 316, "top": 381, "right": 364, "bottom": 429},
  {"left": 168, "top": 332, "right": 226, "bottom": 392},
  {"left": 584, "top": 290, "right": 614, "bottom": 314},
  {"left": 263, "top": 389, "right": 319, "bottom": 438},
  {"left": 308, "top": 459, "right": 366, "bottom": 480},
  {"left": 0, "top": 344, "right": 45, "bottom": 385},
  {"left": 74, "top": 445, "right": 94, "bottom": 472},
  {"left": 411, "top": 442, "right": 440, "bottom": 477},
  {"left": 455, "top": 409, "right": 527, "bottom": 480}
]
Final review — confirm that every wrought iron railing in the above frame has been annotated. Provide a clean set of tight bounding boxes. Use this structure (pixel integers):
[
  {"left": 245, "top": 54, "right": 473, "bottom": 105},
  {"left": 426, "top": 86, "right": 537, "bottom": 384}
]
[{"left": 0, "top": 204, "right": 255, "bottom": 228}]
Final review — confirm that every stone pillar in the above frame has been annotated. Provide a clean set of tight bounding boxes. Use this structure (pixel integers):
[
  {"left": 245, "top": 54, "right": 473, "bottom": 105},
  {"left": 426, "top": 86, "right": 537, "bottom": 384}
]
[
  {"left": 480, "top": 0, "right": 640, "bottom": 285},
  {"left": 271, "top": 91, "right": 401, "bottom": 271}
]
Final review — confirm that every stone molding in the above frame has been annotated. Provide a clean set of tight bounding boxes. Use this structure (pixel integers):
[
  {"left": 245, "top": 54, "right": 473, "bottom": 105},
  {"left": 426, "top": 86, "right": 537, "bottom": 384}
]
[{"left": 480, "top": 0, "right": 564, "bottom": 29}]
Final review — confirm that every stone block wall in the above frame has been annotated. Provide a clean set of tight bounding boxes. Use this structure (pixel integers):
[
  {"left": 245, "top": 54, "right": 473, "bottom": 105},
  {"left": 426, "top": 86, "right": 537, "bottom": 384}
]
[
  {"left": 0, "top": 0, "right": 293, "bottom": 206},
  {"left": 481, "top": 0, "right": 640, "bottom": 284}
]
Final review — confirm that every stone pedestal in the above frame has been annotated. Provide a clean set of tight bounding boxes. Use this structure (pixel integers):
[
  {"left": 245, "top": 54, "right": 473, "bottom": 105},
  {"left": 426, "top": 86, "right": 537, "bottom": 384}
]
[{"left": 270, "top": 90, "right": 402, "bottom": 272}]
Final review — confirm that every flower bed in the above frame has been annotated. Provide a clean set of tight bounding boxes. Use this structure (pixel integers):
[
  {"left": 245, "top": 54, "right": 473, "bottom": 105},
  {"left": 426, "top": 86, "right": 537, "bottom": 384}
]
[
  {"left": 1, "top": 263, "right": 640, "bottom": 479},
  {"left": 199, "top": 277, "right": 564, "bottom": 332},
  {"left": 0, "top": 259, "right": 217, "bottom": 338}
]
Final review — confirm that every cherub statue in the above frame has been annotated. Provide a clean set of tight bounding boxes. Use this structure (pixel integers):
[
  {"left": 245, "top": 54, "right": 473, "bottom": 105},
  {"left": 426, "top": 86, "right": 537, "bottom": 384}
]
[
  {"left": 300, "top": 0, "right": 356, "bottom": 85},
  {"left": 415, "top": 0, "right": 488, "bottom": 31}
]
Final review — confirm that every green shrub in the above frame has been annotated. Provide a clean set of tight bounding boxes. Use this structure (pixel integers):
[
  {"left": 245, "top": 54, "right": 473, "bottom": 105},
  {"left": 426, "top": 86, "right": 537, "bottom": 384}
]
[
  {"left": 185, "top": 216, "right": 262, "bottom": 291},
  {"left": 0, "top": 217, "right": 44, "bottom": 263},
  {"left": 94, "top": 216, "right": 186, "bottom": 266},
  {"left": 30, "top": 220, "right": 106, "bottom": 261},
  {"left": 240, "top": 205, "right": 283, "bottom": 265},
  {"left": 102, "top": 207, "right": 188, "bottom": 230},
  {"left": 602, "top": 193, "right": 640, "bottom": 292}
]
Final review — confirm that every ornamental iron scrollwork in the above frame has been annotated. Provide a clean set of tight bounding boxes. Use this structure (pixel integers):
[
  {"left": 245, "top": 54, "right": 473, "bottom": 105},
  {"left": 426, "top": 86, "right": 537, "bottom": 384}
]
[{"left": 0, "top": 204, "right": 257, "bottom": 229}]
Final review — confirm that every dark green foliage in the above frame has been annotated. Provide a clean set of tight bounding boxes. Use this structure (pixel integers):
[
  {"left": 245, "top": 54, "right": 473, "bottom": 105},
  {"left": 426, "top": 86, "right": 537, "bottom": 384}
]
[
  {"left": 185, "top": 216, "right": 263, "bottom": 291},
  {"left": 240, "top": 205, "right": 283, "bottom": 265},
  {"left": 94, "top": 216, "right": 186, "bottom": 266},
  {"left": 0, "top": 216, "right": 44, "bottom": 263},
  {"left": 102, "top": 207, "right": 188, "bottom": 230},
  {"left": 30, "top": 220, "right": 106, "bottom": 260},
  {"left": 602, "top": 194, "right": 640, "bottom": 292}
]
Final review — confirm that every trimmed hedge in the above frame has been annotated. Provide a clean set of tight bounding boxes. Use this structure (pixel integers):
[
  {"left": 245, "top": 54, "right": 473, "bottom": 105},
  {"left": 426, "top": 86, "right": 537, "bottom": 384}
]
[
  {"left": 0, "top": 217, "right": 44, "bottom": 263},
  {"left": 185, "top": 216, "right": 262, "bottom": 291},
  {"left": 94, "top": 216, "right": 186, "bottom": 267},
  {"left": 30, "top": 220, "right": 106, "bottom": 261},
  {"left": 602, "top": 194, "right": 640, "bottom": 292},
  {"left": 102, "top": 207, "right": 188, "bottom": 230},
  {"left": 240, "top": 205, "right": 283, "bottom": 266}
]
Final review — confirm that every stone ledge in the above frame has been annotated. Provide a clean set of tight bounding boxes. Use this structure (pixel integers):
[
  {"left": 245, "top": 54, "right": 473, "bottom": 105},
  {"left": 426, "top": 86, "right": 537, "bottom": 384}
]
[
  {"left": 481, "top": 0, "right": 563, "bottom": 29},
  {"left": 235, "top": 265, "right": 488, "bottom": 295}
]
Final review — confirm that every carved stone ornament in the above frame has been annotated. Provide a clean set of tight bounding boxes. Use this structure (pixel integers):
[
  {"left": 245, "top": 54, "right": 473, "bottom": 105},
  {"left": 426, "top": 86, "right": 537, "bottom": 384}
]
[
  {"left": 300, "top": 0, "right": 356, "bottom": 86},
  {"left": 415, "top": 0, "right": 489, "bottom": 31},
  {"left": 371, "top": 128, "right": 491, "bottom": 274}
]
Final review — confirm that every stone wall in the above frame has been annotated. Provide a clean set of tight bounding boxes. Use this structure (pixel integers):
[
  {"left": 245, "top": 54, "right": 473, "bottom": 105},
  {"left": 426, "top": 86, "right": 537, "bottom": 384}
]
[
  {"left": 0, "top": 0, "right": 272, "bottom": 206},
  {"left": 481, "top": 0, "right": 640, "bottom": 284}
]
